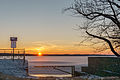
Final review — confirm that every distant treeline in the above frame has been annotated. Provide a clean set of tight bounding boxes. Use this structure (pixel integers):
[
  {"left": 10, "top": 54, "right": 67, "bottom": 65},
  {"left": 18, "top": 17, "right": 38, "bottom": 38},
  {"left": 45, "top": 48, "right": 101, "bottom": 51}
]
[
  {"left": 0, "top": 53, "right": 114, "bottom": 56},
  {"left": 0, "top": 53, "right": 37, "bottom": 56},
  {"left": 42, "top": 54, "right": 114, "bottom": 56}
]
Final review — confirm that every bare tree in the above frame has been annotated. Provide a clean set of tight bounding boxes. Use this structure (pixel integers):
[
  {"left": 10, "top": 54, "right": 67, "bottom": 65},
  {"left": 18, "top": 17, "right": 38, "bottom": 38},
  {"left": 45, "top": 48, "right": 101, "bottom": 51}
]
[{"left": 65, "top": 0, "right": 120, "bottom": 56}]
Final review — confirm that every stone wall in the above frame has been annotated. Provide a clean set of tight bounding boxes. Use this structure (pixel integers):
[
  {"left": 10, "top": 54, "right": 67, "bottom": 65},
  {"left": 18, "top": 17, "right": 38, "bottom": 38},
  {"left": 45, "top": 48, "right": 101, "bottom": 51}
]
[{"left": 81, "top": 57, "right": 120, "bottom": 76}]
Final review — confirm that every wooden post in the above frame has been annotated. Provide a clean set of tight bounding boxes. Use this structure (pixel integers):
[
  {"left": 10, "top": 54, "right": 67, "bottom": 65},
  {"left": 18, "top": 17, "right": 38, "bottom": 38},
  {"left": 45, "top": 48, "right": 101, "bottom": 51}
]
[
  {"left": 25, "top": 68, "right": 29, "bottom": 76},
  {"left": 11, "top": 50, "right": 12, "bottom": 59},
  {"left": 13, "top": 48, "right": 14, "bottom": 61},
  {"left": 23, "top": 49, "right": 25, "bottom": 65},
  {"left": 72, "top": 66, "right": 75, "bottom": 77},
  {"left": 18, "top": 50, "right": 19, "bottom": 59},
  {"left": 4, "top": 50, "right": 5, "bottom": 59}
]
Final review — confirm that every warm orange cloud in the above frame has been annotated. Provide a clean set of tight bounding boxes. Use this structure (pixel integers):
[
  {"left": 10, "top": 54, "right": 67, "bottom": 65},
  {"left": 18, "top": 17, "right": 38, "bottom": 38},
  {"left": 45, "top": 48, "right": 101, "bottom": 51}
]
[{"left": 24, "top": 40, "right": 112, "bottom": 55}]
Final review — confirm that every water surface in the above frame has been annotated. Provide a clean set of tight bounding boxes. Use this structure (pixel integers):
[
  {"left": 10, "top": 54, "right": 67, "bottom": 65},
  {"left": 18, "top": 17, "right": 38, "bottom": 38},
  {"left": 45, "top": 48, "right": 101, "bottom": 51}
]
[{"left": 25, "top": 56, "right": 88, "bottom": 77}]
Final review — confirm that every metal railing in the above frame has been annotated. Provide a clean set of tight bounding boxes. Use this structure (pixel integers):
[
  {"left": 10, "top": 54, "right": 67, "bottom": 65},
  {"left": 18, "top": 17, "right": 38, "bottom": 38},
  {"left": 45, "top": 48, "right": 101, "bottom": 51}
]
[{"left": 0, "top": 49, "right": 25, "bottom": 63}]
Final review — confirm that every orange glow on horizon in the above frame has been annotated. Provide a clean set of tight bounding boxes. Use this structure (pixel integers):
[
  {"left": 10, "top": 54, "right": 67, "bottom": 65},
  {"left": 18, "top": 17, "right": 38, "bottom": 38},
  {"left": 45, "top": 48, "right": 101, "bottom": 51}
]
[{"left": 38, "top": 52, "right": 42, "bottom": 56}]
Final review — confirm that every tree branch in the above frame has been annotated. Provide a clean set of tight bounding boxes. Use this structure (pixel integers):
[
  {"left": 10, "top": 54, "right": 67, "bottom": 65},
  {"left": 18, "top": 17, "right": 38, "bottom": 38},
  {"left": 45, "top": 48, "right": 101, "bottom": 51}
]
[{"left": 86, "top": 31, "right": 120, "bottom": 57}]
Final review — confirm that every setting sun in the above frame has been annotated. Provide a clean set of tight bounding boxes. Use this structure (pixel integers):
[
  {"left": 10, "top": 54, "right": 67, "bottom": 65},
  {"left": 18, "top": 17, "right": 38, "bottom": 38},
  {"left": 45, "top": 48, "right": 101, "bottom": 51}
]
[{"left": 38, "top": 53, "right": 42, "bottom": 56}]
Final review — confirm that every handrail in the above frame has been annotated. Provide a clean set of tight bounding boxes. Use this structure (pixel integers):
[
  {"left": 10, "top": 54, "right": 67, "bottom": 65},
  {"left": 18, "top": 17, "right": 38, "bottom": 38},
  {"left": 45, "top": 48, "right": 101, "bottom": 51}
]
[
  {"left": 0, "top": 48, "right": 26, "bottom": 65},
  {"left": 0, "top": 49, "right": 25, "bottom": 50}
]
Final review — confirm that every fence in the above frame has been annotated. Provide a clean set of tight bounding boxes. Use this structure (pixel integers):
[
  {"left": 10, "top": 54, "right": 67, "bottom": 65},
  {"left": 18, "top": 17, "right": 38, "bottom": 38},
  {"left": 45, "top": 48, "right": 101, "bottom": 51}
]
[
  {"left": 0, "top": 49, "right": 25, "bottom": 63},
  {"left": 28, "top": 66, "right": 75, "bottom": 77}
]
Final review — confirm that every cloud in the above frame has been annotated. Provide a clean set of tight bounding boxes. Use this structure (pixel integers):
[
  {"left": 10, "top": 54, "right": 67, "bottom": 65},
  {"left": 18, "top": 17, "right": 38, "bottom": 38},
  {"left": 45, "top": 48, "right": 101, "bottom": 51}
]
[{"left": 28, "top": 40, "right": 95, "bottom": 54}]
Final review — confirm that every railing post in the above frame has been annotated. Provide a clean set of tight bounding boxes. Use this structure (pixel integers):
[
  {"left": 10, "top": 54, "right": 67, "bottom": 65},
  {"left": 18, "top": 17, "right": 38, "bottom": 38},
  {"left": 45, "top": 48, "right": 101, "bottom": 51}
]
[
  {"left": 72, "top": 66, "right": 75, "bottom": 77},
  {"left": 11, "top": 50, "right": 12, "bottom": 59},
  {"left": 25, "top": 67, "right": 28, "bottom": 76},
  {"left": 18, "top": 50, "right": 20, "bottom": 59},
  {"left": 13, "top": 48, "right": 14, "bottom": 61},
  {"left": 23, "top": 49, "right": 25, "bottom": 65},
  {"left": 4, "top": 50, "right": 5, "bottom": 59}
]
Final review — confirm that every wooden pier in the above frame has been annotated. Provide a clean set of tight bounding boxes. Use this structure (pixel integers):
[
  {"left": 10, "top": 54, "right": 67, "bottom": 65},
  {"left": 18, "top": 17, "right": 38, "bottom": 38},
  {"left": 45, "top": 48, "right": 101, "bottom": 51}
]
[{"left": 0, "top": 49, "right": 26, "bottom": 64}]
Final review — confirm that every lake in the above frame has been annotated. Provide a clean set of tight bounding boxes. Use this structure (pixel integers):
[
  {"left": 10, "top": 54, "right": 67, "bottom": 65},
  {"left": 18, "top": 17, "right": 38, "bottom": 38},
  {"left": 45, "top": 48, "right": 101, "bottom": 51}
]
[{"left": 25, "top": 56, "right": 88, "bottom": 77}]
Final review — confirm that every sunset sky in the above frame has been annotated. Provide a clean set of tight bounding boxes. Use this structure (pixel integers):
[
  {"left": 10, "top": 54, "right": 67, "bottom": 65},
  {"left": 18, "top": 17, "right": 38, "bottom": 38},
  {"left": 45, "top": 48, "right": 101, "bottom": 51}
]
[{"left": 0, "top": 0, "right": 111, "bottom": 55}]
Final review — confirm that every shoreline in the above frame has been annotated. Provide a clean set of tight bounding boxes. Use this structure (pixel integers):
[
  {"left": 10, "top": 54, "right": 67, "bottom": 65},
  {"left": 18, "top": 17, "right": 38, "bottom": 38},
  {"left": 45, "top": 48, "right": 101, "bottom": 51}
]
[{"left": 0, "top": 53, "right": 115, "bottom": 56}]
